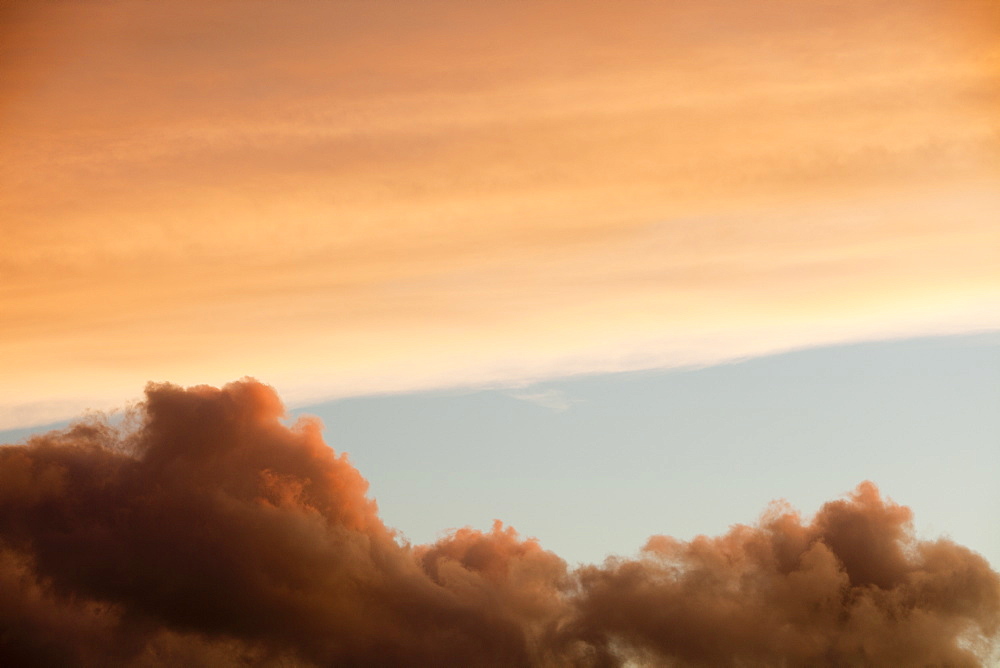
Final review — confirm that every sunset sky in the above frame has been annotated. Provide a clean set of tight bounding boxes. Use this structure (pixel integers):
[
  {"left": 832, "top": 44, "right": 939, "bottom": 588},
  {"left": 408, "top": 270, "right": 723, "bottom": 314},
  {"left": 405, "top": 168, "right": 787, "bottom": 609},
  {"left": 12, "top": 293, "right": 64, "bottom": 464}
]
[
  {"left": 3, "top": 0, "right": 998, "bottom": 427},
  {"left": 1, "top": 1, "right": 999, "bottom": 663}
]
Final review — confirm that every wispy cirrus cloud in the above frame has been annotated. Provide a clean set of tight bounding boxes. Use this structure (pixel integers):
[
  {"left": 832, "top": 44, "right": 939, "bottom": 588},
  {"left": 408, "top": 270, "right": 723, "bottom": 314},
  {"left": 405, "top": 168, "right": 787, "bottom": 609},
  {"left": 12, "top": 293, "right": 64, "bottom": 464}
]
[{"left": 2, "top": 0, "right": 998, "bottom": 428}]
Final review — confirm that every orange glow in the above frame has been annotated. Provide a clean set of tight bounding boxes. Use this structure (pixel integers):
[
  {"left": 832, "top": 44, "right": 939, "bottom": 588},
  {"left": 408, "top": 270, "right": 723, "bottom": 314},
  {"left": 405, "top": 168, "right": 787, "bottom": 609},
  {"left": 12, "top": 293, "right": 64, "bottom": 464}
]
[{"left": 2, "top": 0, "right": 998, "bottom": 427}]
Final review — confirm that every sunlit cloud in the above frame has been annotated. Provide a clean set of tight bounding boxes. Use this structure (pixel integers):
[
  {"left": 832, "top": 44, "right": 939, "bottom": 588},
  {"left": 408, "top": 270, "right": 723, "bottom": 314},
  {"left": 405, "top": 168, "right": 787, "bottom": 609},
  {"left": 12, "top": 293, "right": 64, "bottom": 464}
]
[{"left": 1, "top": 380, "right": 996, "bottom": 665}]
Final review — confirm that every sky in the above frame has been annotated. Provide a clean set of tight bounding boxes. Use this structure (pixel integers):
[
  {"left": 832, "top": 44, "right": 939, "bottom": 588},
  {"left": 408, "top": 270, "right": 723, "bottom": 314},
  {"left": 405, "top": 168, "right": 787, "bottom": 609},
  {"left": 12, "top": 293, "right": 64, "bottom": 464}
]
[
  {"left": 1, "top": 1, "right": 999, "bottom": 665},
  {"left": 287, "top": 333, "right": 1000, "bottom": 570},
  {"left": 2, "top": 0, "right": 999, "bottom": 428}
]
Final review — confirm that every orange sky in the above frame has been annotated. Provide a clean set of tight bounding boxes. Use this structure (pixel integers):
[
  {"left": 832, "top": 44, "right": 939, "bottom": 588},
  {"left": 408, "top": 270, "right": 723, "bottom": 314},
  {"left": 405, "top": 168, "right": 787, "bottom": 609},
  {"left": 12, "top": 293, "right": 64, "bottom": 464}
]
[{"left": 1, "top": 0, "right": 998, "bottom": 428}]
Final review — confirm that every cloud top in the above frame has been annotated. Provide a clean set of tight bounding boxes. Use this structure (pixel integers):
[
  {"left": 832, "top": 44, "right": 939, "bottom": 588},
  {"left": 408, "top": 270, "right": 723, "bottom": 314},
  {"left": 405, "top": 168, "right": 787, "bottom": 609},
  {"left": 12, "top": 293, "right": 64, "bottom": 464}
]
[{"left": 1, "top": 379, "right": 997, "bottom": 665}]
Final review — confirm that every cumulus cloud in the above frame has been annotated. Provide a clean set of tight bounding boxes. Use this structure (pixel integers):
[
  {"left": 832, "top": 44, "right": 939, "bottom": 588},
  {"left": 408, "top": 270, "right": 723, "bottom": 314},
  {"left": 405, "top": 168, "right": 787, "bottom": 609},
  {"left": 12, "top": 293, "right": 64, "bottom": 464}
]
[{"left": 1, "top": 380, "right": 996, "bottom": 666}]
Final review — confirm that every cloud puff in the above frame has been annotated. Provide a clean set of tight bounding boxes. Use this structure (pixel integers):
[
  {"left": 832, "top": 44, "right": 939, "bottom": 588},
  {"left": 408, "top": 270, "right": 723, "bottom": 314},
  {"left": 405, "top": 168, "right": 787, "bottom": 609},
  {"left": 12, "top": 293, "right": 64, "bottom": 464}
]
[{"left": 1, "top": 380, "right": 996, "bottom": 666}]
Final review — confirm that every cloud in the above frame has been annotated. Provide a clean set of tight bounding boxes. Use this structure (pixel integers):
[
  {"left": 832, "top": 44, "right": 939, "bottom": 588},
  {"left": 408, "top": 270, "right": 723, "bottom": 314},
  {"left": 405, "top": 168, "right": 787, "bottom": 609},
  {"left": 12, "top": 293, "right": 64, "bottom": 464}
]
[
  {"left": 509, "top": 389, "right": 579, "bottom": 412},
  {"left": 0, "top": 379, "right": 997, "bottom": 666},
  {"left": 572, "top": 484, "right": 1000, "bottom": 666},
  {"left": 2, "top": 0, "right": 999, "bottom": 429}
]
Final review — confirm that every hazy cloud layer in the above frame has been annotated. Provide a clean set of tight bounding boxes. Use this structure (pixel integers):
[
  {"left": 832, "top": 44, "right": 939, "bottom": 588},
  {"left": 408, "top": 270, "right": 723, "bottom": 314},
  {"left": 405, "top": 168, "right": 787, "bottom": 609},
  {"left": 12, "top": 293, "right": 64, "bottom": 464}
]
[
  {"left": 1, "top": 380, "right": 996, "bottom": 666},
  {"left": 2, "top": 0, "right": 999, "bottom": 428}
]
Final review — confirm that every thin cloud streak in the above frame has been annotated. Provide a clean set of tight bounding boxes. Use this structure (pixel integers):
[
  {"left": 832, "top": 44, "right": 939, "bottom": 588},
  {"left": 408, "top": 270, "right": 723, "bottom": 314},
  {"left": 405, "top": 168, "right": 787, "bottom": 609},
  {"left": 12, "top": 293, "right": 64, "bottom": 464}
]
[{"left": 509, "top": 389, "right": 579, "bottom": 413}]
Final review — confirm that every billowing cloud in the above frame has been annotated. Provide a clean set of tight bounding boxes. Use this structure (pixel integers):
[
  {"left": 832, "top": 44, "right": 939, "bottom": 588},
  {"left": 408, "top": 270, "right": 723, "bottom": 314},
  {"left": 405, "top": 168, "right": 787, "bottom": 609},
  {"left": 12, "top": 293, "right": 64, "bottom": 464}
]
[
  {"left": 572, "top": 483, "right": 1000, "bottom": 666},
  {"left": 1, "top": 380, "right": 996, "bottom": 666}
]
